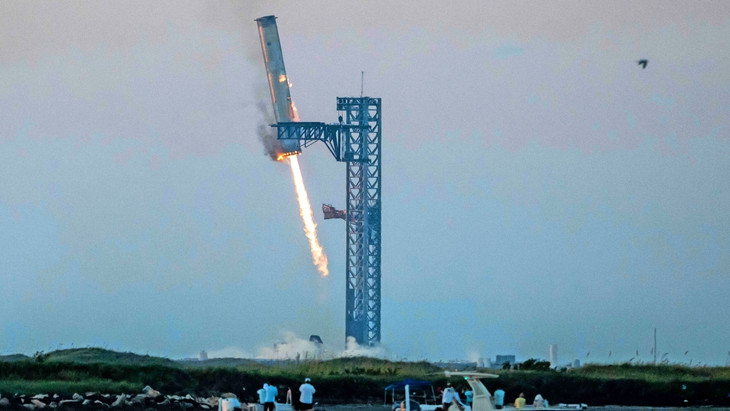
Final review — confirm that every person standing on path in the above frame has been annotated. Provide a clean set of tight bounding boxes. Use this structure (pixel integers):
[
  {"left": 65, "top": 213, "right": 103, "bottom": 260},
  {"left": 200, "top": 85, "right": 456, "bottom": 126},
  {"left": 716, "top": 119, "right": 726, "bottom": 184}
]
[
  {"left": 493, "top": 389, "right": 505, "bottom": 409},
  {"left": 441, "top": 383, "right": 464, "bottom": 411},
  {"left": 257, "top": 384, "right": 268, "bottom": 411},
  {"left": 264, "top": 383, "right": 278, "bottom": 411},
  {"left": 465, "top": 389, "right": 473, "bottom": 406},
  {"left": 298, "top": 378, "right": 316, "bottom": 411}
]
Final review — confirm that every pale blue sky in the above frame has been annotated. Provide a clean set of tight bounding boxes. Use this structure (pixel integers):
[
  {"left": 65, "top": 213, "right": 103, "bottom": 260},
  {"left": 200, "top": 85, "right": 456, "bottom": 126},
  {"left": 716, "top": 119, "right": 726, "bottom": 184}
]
[{"left": 1, "top": 1, "right": 729, "bottom": 366}]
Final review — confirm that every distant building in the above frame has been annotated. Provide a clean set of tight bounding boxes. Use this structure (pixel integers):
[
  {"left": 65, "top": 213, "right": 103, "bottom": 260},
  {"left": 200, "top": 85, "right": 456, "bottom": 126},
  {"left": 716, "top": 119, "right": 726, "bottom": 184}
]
[
  {"left": 199, "top": 350, "right": 208, "bottom": 361},
  {"left": 495, "top": 355, "right": 516, "bottom": 368},
  {"left": 573, "top": 359, "right": 581, "bottom": 368}
]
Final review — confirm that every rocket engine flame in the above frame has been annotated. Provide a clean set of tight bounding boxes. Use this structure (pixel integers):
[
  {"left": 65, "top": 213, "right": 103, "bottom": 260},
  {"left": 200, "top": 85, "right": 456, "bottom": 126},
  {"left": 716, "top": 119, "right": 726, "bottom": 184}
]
[
  {"left": 288, "top": 155, "right": 329, "bottom": 276},
  {"left": 276, "top": 151, "right": 300, "bottom": 161}
]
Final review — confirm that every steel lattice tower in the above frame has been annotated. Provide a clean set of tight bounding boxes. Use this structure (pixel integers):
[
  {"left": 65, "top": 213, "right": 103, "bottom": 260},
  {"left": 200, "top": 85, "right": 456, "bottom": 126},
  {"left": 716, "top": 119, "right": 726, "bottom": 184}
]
[
  {"left": 271, "top": 98, "right": 382, "bottom": 347},
  {"left": 257, "top": 14, "right": 382, "bottom": 347},
  {"left": 339, "top": 97, "right": 382, "bottom": 346}
]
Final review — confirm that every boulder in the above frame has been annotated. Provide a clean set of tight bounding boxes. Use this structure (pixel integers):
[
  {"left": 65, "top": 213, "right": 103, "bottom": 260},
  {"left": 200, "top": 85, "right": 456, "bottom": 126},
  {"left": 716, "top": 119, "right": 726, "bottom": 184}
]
[
  {"left": 30, "top": 400, "right": 46, "bottom": 408},
  {"left": 85, "top": 392, "right": 102, "bottom": 402},
  {"left": 111, "top": 394, "right": 127, "bottom": 407},
  {"left": 0, "top": 398, "right": 10, "bottom": 407},
  {"left": 129, "top": 394, "right": 146, "bottom": 406},
  {"left": 93, "top": 400, "right": 110, "bottom": 408},
  {"left": 72, "top": 393, "right": 83, "bottom": 401},
  {"left": 58, "top": 400, "right": 82, "bottom": 407},
  {"left": 142, "top": 385, "right": 161, "bottom": 398}
]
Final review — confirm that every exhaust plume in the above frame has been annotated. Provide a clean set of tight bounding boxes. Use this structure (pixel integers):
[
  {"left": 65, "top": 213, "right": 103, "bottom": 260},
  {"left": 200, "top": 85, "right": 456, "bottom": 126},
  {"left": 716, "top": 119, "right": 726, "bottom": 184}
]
[
  {"left": 257, "top": 101, "right": 329, "bottom": 277},
  {"left": 289, "top": 155, "right": 329, "bottom": 277}
]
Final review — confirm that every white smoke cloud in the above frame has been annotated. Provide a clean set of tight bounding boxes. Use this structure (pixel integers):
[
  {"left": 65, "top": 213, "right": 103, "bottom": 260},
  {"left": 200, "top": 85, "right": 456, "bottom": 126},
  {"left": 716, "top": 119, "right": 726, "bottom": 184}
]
[
  {"left": 256, "top": 331, "right": 324, "bottom": 360},
  {"left": 204, "top": 332, "right": 390, "bottom": 360},
  {"left": 342, "top": 336, "right": 388, "bottom": 358},
  {"left": 464, "top": 348, "right": 481, "bottom": 364}
]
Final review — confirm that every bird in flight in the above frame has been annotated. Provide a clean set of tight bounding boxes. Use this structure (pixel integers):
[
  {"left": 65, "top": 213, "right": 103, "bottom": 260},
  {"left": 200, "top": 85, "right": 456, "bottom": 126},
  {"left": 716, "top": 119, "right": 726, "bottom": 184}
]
[{"left": 637, "top": 59, "right": 648, "bottom": 69}]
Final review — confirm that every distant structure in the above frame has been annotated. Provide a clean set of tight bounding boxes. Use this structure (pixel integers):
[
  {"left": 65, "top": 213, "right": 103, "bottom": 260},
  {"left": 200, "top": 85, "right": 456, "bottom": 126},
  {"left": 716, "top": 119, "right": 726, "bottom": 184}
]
[
  {"left": 573, "top": 359, "right": 581, "bottom": 368},
  {"left": 198, "top": 350, "right": 208, "bottom": 361},
  {"left": 549, "top": 344, "right": 558, "bottom": 367},
  {"left": 495, "top": 355, "right": 516, "bottom": 368},
  {"left": 309, "top": 335, "right": 323, "bottom": 345},
  {"left": 478, "top": 357, "right": 492, "bottom": 368}
]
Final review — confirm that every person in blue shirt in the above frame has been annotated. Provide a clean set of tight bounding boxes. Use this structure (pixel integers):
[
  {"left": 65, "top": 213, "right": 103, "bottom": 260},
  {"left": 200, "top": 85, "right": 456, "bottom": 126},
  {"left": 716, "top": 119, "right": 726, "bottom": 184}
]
[
  {"left": 493, "top": 389, "right": 505, "bottom": 409},
  {"left": 264, "top": 383, "right": 278, "bottom": 411},
  {"left": 258, "top": 384, "right": 268, "bottom": 405}
]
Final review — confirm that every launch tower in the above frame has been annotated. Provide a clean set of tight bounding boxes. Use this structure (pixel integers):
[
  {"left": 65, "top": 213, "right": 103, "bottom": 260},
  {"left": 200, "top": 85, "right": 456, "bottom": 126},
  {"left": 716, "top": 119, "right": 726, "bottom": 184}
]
[{"left": 256, "top": 16, "right": 382, "bottom": 347}]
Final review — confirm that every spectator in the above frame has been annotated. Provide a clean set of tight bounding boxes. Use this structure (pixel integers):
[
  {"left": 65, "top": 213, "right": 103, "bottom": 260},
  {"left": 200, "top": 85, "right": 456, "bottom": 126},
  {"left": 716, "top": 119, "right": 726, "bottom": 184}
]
[
  {"left": 514, "top": 393, "right": 526, "bottom": 409},
  {"left": 441, "top": 383, "right": 465, "bottom": 411},
  {"left": 533, "top": 394, "right": 545, "bottom": 409},
  {"left": 264, "top": 384, "right": 278, "bottom": 411},
  {"left": 493, "top": 389, "right": 505, "bottom": 409},
  {"left": 258, "top": 384, "right": 268, "bottom": 407},
  {"left": 299, "top": 378, "right": 316, "bottom": 411}
]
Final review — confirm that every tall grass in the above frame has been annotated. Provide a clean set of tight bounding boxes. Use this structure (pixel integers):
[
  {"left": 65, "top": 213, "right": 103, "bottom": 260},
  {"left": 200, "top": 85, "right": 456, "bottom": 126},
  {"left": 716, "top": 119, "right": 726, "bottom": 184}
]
[{"left": 570, "top": 363, "right": 730, "bottom": 382}]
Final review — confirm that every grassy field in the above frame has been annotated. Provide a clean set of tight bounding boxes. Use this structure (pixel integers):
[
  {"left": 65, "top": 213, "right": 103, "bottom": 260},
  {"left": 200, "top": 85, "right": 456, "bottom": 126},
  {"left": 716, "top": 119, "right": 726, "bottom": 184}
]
[{"left": 1, "top": 348, "right": 729, "bottom": 407}]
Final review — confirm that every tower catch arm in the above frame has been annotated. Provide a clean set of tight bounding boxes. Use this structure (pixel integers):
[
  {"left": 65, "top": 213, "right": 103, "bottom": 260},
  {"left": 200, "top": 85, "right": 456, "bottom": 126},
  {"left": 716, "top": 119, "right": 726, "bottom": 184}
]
[{"left": 273, "top": 121, "right": 369, "bottom": 163}]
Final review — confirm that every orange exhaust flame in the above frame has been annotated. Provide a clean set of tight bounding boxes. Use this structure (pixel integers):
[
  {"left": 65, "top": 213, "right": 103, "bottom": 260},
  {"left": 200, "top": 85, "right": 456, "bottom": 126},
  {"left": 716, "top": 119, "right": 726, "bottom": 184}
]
[
  {"left": 277, "top": 151, "right": 300, "bottom": 161},
  {"left": 288, "top": 155, "right": 329, "bottom": 277}
]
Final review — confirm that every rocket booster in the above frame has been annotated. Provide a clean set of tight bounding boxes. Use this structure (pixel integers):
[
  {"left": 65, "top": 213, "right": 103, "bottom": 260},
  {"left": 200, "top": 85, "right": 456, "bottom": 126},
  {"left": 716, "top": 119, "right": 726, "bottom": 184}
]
[{"left": 255, "top": 15, "right": 301, "bottom": 155}]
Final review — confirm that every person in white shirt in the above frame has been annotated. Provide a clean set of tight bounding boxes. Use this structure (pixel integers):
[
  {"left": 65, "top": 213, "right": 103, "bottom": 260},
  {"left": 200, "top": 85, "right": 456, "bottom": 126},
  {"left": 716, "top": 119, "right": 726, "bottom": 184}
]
[
  {"left": 441, "top": 383, "right": 464, "bottom": 411},
  {"left": 298, "top": 378, "right": 316, "bottom": 411}
]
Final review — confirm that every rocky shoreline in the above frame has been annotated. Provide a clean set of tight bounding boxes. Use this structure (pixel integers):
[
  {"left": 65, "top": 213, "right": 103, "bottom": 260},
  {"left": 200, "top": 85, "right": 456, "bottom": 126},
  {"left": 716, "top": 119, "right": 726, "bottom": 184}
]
[{"left": 0, "top": 386, "right": 226, "bottom": 409}]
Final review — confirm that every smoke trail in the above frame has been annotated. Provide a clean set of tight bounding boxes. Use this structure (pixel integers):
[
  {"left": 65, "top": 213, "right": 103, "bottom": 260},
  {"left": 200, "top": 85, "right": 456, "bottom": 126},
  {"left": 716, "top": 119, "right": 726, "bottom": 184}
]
[
  {"left": 256, "top": 101, "right": 283, "bottom": 161},
  {"left": 289, "top": 155, "right": 329, "bottom": 277}
]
